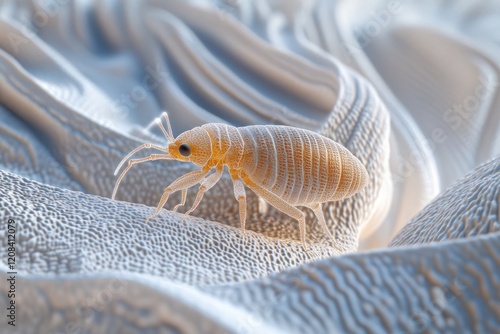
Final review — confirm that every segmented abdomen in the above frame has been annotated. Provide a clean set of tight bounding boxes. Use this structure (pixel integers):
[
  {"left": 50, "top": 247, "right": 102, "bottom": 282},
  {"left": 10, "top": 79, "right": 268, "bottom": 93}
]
[{"left": 239, "top": 125, "right": 368, "bottom": 205}]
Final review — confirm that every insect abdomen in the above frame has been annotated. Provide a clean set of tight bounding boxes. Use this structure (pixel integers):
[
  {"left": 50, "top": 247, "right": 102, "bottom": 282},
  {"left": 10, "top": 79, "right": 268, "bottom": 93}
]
[{"left": 239, "top": 125, "right": 368, "bottom": 205}]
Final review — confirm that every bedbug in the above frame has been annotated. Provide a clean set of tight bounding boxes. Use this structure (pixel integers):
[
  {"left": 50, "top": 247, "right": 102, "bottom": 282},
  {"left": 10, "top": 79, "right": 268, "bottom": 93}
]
[{"left": 112, "top": 112, "right": 369, "bottom": 247}]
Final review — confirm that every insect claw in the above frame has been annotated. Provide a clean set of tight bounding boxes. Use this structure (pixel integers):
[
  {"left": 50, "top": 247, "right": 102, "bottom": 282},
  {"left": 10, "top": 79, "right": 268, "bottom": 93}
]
[
  {"left": 180, "top": 213, "right": 189, "bottom": 223},
  {"left": 145, "top": 214, "right": 155, "bottom": 224}
]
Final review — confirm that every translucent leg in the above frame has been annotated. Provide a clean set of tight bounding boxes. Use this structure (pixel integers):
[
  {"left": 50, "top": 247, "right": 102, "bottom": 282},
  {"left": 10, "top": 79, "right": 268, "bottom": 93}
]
[
  {"left": 146, "top": 168, "right": 210, "bottom": 223},
  {"left": 184, "top": 167, "right": 224, "bottom": 217},
  {"left": 242, "top": 175, "right": 307, "bottom": 248},
  {"left": 309, "top": 203, "right": 335, "bottom": 242},
  {"left": 172, "top": 189, "right": 188, "bottom": 212},
  {"left": 232, "top": 178, "right": 247, "bottom": 239}
]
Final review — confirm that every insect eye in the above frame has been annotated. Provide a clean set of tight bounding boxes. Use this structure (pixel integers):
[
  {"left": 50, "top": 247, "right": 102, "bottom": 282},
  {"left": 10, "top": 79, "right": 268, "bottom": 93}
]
[{"left": 179, "top": 143, "right": 191, "bottom": 157}]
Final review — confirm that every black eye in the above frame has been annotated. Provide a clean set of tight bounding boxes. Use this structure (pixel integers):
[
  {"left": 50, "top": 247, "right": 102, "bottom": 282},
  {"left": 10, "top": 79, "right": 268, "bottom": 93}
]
[{"left": 179, "top": 143, "right": 191, "bottom": 157}]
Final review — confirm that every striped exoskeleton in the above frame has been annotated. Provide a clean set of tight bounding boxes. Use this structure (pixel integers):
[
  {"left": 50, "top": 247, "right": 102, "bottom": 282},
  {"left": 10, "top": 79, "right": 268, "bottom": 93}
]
[{"left": 112, "top": 112, "right": 368, "bottom": 247}]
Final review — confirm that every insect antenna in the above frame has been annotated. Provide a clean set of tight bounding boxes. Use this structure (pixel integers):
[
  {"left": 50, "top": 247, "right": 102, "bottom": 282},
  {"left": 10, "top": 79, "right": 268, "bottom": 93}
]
[
  {"left": 111, "top": 152, "right": 172, "bottom": 200},
  {"left": 155, "top": 111, "right": 174, "bottom": 142},
  {"left": 113, "top": 143, "right": 169, "bottom": 176},
  {"left": 112, "top": 111, "right": 175, "bottom": 200}
]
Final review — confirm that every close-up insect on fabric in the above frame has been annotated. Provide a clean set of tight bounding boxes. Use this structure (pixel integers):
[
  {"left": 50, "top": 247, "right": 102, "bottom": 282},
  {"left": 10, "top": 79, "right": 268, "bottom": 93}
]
[
  {"left": 112, "top": 112, "right": 369, "bottom": 248},
  {"left": 1, "top": 0, "right": 499, "bottom": 332}
]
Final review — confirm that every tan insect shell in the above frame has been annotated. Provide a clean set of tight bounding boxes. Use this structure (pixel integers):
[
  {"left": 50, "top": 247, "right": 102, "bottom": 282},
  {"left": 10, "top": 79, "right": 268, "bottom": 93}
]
[{"left": 201, "top": 124, "right": 368, "bottom": 206}]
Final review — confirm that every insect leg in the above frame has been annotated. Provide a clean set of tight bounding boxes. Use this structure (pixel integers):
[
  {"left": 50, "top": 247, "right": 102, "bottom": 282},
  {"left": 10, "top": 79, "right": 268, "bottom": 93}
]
[
  {"left": 112, "top": 154, "right": 170, "bottom": 200},
  {"left": 172, "top": 189, "right": 188, "bottom": 212},
  {"left": 232, "top": 177, "right": 247, "bottom": 239},
  {"left": 242, "top": 176, "right": 307, "bottom": 248},
  {"left": 146, "top": 169, "right": 210, "bottom": 223},
  {"left": 309, "top": 203, "right": 335, "bottom": 243},
  {"left": 184, "top": 166, "right": 224, "bottom": 217}
]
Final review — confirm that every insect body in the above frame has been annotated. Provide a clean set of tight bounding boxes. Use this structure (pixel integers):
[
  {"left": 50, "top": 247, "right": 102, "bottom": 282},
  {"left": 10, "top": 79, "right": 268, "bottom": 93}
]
[{"left": 112, "top": 112, "right": 368, "bottom": 247}]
